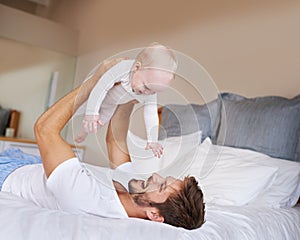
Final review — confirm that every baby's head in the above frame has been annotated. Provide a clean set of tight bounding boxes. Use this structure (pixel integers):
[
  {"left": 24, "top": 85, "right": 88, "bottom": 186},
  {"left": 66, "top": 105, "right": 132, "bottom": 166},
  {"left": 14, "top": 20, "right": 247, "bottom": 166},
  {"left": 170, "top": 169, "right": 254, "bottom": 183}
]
[{"left": 131, "top": 43, "right": 178, "bottom": 95}]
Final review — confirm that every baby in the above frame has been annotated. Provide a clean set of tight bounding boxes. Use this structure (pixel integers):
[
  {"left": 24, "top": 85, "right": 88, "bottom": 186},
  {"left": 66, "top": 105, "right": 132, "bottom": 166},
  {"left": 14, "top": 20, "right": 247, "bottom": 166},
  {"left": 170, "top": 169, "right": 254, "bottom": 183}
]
[{"left": 75, "top": 43, "right": 178, "bottom": 158}]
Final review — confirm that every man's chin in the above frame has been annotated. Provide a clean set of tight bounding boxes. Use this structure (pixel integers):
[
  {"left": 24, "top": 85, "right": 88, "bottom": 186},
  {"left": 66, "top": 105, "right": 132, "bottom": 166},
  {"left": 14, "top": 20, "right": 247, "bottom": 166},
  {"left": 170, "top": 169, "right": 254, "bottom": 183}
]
[
  {"left": 128, "top": 179, "right": 144, "bottom": 194},
  {"left": 128, "top": 179, "right": 136, "bottom": 193}
]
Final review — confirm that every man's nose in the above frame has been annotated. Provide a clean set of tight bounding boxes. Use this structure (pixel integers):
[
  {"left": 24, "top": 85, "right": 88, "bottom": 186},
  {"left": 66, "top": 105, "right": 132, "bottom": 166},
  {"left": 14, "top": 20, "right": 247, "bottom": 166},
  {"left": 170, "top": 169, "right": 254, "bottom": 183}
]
[{"left": 152, "top": 173, "right": 164, "bottom": 183}]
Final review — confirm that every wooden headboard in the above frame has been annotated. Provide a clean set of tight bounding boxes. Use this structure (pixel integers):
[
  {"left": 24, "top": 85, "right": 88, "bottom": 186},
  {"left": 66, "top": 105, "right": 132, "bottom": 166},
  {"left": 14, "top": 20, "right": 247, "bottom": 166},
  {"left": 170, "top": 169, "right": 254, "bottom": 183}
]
[{"left": 8, "top": 110, "right": 20, "bottom": 137}]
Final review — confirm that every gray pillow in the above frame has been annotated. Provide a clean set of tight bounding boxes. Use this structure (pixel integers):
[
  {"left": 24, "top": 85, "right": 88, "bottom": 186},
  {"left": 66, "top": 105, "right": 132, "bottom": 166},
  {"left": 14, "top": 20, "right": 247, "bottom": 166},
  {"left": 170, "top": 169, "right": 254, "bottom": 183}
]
[
  {"left": 0, "top": 106, "right": 11, "bottom": 136},
  {"left": 159, "top": 100, "right": 218, "bottom": 142},
  {"left": 214, "top": 93, "right": 300, "bottom": 161}
]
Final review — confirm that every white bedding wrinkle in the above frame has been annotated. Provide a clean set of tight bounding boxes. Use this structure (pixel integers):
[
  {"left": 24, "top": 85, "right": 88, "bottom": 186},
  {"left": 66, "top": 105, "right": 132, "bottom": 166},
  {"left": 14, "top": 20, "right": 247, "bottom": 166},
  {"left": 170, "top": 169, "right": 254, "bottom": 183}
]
[{"left": 1, "top": 191, "right": 299, "bottom": 240}]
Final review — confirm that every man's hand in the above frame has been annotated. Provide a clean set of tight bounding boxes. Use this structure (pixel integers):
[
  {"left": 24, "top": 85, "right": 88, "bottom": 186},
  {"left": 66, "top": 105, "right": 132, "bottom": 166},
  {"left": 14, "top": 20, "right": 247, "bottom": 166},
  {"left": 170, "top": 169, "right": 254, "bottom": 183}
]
[{"left": 145, "top": 142, "right": 164, "bottom": 158}]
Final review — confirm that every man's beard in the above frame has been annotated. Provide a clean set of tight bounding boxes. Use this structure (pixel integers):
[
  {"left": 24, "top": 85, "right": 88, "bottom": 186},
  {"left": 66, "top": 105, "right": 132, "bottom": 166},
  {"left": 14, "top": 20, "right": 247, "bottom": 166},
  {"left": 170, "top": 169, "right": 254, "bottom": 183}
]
[
  {"left": 128, "top": 179, "right": 136, "bottom": 193},
  {"left": 128, "top": 179, "right": 145, "bottom": 194},
  {"left": 132, "top": 193, "right": 151, "bottom": 207}
]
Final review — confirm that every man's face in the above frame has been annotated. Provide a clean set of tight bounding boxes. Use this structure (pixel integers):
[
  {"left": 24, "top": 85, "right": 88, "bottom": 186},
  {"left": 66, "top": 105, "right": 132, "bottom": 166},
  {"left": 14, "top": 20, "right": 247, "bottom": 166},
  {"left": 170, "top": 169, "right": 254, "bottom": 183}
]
[{"left": 128, "top": 173, "right": 183, "bottom": 204}]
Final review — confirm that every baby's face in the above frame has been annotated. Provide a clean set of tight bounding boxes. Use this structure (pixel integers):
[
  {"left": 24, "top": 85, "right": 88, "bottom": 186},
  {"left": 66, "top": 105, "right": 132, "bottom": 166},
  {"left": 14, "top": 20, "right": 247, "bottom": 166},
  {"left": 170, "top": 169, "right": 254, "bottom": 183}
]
[{"left": 131, "top": 69, "right": 173, "bottom": 95}]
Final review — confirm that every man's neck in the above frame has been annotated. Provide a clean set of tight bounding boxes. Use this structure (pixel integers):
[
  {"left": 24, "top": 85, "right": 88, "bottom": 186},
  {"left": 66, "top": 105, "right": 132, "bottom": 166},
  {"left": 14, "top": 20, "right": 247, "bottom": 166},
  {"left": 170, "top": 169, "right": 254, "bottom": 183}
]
[
  {"left": 114, "top": 181, "right": 148, "bottom": 219},
  {"left": 113, "top": 180, "right": 127, "bottom": 192}
]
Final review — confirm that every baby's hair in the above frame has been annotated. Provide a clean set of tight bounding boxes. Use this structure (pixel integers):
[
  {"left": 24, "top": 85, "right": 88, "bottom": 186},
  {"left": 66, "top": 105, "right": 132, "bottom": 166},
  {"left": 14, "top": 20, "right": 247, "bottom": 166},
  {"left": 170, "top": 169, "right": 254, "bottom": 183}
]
[{"left": 135, "top": 42, "right": 178, "bottom": 75}]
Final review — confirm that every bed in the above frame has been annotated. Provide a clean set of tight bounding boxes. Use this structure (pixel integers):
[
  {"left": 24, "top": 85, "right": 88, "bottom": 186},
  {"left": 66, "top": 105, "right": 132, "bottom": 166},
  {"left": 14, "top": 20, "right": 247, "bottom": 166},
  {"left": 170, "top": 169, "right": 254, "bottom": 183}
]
[{"left": 0, "top": 92, "right": 300, "bottom": 240}]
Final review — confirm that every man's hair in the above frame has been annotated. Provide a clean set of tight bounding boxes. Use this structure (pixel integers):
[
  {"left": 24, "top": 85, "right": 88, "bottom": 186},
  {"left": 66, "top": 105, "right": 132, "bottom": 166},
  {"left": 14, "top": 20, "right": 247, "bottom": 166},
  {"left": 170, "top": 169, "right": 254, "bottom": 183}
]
[
  {"left": 136, "top": 42, "right": 178, "bottom": 74},
  {"left": 150, "top": 176, "right": 205, "bottom": 230}
]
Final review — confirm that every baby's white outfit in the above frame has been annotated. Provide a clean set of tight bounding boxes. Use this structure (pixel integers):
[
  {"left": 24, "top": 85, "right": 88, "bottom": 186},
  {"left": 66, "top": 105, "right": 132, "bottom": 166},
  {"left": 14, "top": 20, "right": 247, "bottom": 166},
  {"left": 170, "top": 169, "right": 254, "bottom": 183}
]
[{"left": 83, "top": 59, "right": 159, "bottom": 142}]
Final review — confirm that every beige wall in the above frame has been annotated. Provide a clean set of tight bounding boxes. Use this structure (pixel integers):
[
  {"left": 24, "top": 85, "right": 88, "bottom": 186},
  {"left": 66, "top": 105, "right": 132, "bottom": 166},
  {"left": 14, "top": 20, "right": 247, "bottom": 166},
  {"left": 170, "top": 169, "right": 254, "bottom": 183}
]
[
  {"left": 0, "top": 4, "right": 77, "bottom": 139},
  {"left": 0, "top": 4, "right": 78, "bottom": 56},
  {"left": 67, "top": 0, "right": 300, "bottom": 165},
  {"left": 0, "top": 38, "right": 76, "bottom": 139},
  {"left": 72, "top": 0, "right": 300, "bottom": 98},
  {"left": 1, "top": 1, "right": 299, "bottom": 165}
]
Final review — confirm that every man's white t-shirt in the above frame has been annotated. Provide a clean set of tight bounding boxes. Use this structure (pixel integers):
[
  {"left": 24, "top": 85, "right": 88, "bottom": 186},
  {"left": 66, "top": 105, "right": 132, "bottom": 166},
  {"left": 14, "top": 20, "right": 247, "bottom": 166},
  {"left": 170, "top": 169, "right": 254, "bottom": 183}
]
[
  {"left": 2, "top": 158, "right": 128, "bottom": 219},
  {"left": 2, "top": 163, "right": 58, "bottom": 209}
]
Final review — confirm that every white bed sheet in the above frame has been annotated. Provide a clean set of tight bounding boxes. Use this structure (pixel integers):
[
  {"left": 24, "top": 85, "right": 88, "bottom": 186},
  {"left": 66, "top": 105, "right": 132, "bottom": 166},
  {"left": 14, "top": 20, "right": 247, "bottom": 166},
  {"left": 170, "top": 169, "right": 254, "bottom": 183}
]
[
  {"left": 0, "top": 191, "right": 300, "bottom": 240},
  {"left": 1, "top": 138, "right": 300, "bottom": 240}
]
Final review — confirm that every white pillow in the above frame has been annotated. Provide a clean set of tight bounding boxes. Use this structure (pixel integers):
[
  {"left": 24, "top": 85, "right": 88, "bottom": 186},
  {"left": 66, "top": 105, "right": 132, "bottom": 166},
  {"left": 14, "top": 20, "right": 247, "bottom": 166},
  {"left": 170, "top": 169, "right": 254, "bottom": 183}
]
[
  {"left": 208, "top": 138, "right": 300, "bottom": 207},
  {"left": 189, "top": 138, "right": 279, "bottom": 206},
  {"left": 247, "top": 155, "right": 300, "bottom": 207},
  {"left": 127, "top": 130, "right": 202, "bottom": 174}
]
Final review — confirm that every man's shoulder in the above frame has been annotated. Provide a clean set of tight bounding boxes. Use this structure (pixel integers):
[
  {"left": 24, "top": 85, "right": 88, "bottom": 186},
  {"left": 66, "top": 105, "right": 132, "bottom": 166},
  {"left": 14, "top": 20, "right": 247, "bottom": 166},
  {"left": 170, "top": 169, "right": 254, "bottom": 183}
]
[{"left": 47, "top": 157, "right": 80, "bottom": 181}]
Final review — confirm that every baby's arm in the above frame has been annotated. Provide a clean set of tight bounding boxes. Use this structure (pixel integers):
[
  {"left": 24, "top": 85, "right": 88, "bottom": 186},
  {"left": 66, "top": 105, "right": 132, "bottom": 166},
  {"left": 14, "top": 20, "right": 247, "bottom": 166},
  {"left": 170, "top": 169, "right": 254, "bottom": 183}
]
[
  {"left": 143, "top": 96, "right": 163, "bottom": 158},
  {"left": 84, "top": 63, "right": 121, "bottom": 133}
]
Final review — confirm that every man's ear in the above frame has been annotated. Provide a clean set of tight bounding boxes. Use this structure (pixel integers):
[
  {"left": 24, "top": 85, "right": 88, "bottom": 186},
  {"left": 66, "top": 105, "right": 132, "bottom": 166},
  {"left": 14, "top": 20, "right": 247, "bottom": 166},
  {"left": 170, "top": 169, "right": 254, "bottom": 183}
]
[{"left": 146, "top": 208, "right": 164, "bottom": 223}]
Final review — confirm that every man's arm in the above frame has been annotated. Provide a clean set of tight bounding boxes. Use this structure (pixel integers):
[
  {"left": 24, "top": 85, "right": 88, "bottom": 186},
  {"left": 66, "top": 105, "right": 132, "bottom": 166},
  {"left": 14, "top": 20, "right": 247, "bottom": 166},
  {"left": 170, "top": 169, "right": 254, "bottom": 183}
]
[
  {"left": 106, "top": 100, "right": 137, "bottom": 168},
  {"left": 34, "top": 59, "right": 123, "bottom": 178}
]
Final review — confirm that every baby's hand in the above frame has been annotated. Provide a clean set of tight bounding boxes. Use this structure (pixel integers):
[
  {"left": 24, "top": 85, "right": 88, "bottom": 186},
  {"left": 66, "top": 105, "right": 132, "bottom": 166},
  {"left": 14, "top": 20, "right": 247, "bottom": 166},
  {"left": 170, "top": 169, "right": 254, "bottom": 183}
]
[
  {"left": 83, "top": 115, "right": 104, "bottom": 133},
  {"left": 145, "top": 142, "right": 163, "bottom": 158}
]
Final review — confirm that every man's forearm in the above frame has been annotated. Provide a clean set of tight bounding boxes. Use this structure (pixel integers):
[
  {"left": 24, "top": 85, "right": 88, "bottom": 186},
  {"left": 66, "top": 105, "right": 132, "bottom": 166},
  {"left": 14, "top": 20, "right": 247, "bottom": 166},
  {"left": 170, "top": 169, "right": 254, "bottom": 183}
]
[
  {"left": 106, "top": 101, "right": 136, "bottom": 168},
  {"left": 34, "top": 58, "right": 123, "bottom": 177}
]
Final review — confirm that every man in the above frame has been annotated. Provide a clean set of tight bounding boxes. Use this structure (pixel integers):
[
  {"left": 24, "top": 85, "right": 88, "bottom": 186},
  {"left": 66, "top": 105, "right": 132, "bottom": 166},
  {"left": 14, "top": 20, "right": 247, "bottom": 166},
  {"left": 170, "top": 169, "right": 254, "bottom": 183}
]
[
  {"left": 7, "top": 59, "right": 205, "bottom": 229},
  {"left": 106, "top": 100, "right": 205, "bottom": 229}
]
